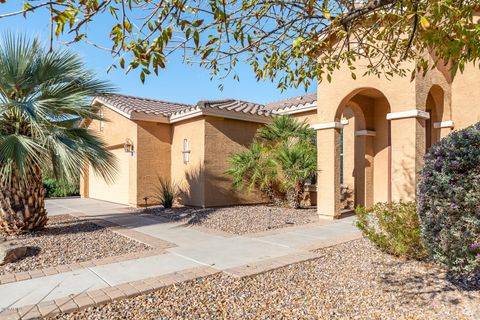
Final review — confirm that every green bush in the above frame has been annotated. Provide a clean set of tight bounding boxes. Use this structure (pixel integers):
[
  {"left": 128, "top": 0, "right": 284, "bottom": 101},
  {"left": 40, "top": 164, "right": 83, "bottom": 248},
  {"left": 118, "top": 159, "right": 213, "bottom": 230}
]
[
  {"left": 43, "top": 178, "right": 80, "bottom": 198},
  {"left": 226, "top": 115, "right": 316, "bottom": 208},
  {"left": 154, "top": 177, "right": 178, "bottom": 208},
  {"left": 418, "top": 123, "right": 480, "bottom": 274},
  {"left": 356, "top": 201, "right": 428, "bottom": 259}
]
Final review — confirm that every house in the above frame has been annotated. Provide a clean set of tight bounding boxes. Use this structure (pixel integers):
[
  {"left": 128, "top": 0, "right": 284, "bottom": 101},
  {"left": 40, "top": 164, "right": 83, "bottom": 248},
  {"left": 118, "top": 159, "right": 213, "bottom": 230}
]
[
  {"left": 313, "top": 56, "right": 480, "bottom": 219},
  {"left": 80, "top": 93, "right": 318, "bottom": 207},
  {"left": 81, "top": 56, "right": 480, "bottom": 218}
]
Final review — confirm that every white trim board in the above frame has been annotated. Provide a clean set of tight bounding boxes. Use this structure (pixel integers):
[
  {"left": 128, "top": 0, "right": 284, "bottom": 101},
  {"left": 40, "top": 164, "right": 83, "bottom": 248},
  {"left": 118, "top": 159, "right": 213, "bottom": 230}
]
[
  {"left": 355, "top": 130, "right": 376, "bottom": 137},
  {"left": 386, "top": 110, "right": 430, "bottom": 120},
  {"left": 310, "top": 122, "right": 344, "bottom": 130},
  {"left": 433, "top": 120, "right": 454, "bottom": 129}
]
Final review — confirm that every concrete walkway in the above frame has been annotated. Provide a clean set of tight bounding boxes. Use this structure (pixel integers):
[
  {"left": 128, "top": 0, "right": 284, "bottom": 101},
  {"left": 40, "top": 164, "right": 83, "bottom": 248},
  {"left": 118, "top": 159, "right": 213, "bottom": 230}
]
[{"left": 0, "top": 198, "right": 361, "bottom": 313}]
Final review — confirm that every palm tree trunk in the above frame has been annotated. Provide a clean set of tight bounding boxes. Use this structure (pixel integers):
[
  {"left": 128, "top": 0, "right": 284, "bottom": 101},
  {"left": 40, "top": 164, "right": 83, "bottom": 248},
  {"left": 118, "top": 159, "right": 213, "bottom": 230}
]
[
  {"left": 0, "top": 166, "right": 47, "bottom": 235},
  {"left": 286, "top": 182, "right": 304, "bottom": 209}
]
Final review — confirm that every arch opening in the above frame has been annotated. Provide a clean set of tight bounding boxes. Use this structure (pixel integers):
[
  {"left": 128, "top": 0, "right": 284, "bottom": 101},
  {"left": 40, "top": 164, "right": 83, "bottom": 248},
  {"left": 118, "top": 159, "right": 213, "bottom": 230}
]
[
  {"left": 333, "top": 88, "right": 392, "bottom": 210},
  {"left": 425, "top": 85, "right": 445, "bottom": 150}
]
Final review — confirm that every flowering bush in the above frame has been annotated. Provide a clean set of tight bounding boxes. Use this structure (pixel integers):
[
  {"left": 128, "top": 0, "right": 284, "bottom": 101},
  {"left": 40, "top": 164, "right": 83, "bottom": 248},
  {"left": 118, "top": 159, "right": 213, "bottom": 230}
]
[
  {"left": 356, "top": 201, "right": 427, "bottom": 259},
  {"left": 418, "top": 123, "right": 480, "bottom": 274}
]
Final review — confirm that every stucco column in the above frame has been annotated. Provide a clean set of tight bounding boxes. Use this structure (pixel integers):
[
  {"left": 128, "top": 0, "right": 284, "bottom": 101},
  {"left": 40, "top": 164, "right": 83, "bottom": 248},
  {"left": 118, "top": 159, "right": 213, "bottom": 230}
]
[
  {"left": 388, "top": 110, "right": 429, "bottom": 201},
  {"left": 355, "top": 130, "right": 376, "bottom": 208},
  {"left": 80, "top": 167, "right": 89, "bottom": 198},
  {"left": 313, "top": 122, "right": 342, "bottom": 219}
]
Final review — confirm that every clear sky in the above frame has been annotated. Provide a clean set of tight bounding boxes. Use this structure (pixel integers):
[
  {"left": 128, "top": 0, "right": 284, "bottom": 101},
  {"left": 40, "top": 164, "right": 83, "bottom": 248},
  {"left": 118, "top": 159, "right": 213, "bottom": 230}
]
[{"left": 0, "top": 3, "right": 315, "bottom": 105}]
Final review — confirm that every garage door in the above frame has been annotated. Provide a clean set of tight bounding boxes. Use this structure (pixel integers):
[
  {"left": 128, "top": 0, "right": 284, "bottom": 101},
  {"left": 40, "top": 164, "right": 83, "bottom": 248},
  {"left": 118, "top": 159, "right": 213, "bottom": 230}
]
[{"left": 88, "top": 148, "right": 130, "bottom": 205}]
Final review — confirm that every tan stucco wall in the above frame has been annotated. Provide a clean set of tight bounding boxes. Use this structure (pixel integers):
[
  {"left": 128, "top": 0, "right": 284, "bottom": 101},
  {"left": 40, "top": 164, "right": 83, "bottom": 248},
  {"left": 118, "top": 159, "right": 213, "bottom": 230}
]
[
  {"left": 290, "top": 110, "right": 318, "bottom": 124},
  {"left": 452, "top": 65, "right": 480, "bottom": 130},
  {"left": 314, "top": 57, "right": 480, "bottom": 218},
  {"left": 81, "top": 106, "right": 138, "bottom": 206},
  {"left": 136, "top": 121, "right": 172, "bottom": 206},
  {"left": 204, "top": 116, "right": 265, "bottom": 207},
  {"left": 171, "top": 117, "right": 206, "bottom": 207}
]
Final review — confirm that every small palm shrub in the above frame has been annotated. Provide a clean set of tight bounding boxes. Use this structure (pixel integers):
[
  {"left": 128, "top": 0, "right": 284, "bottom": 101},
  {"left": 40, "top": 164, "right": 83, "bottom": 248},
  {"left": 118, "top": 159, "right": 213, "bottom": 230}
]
[
  {"left": 226, "top": 115, "right": 317, "bottom": 208},
  {"left": 155, "top": 177, "right": 178, "bottom": 208},
  {"left": 356, "top": 202, "right": 428, "bottom": 259},
  {"left": 418, "top": 123, "right": 480, "bottom": 274},
  {"left": 43, "top": 178, "right": 80, "bottom": 198}
]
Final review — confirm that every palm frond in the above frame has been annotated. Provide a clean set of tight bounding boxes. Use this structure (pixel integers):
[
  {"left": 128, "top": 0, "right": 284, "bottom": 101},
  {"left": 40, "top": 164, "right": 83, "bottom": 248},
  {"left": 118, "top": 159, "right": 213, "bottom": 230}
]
[{"left": 0, "top": 33, "right": 117, "bottom": 185}]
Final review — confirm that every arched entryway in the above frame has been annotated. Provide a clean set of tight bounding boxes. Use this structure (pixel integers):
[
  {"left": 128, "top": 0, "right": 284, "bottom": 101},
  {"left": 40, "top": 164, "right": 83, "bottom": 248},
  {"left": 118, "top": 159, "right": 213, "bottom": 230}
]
[
  {"left": 315, "top": 87, "right": 392, "bottom": 217},
  {"left": 425, "top": 85, "right": 445, "bottom": 150}
]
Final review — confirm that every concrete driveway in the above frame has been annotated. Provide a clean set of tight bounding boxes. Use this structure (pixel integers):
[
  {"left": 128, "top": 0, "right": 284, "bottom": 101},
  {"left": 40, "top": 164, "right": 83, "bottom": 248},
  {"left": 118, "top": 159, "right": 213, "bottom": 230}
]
[{"left": 45, "top": 197, "right": 130, "bottom": 217}]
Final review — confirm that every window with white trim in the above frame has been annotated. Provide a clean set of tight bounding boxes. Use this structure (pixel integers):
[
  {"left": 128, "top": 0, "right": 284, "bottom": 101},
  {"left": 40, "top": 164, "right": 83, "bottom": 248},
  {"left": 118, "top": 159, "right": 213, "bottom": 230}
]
[{"left": 182, "top": 139, "right": 190, "bottom": 163}]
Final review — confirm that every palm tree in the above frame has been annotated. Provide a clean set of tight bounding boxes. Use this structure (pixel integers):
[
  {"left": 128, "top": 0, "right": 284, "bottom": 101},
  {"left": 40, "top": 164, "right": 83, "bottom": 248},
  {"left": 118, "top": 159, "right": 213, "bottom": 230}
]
[
  {"left": 227, "top": 116, "right": 317, "bottom": 208},
  {"left": 226, "top": 142, "right": 284, "bottom": 205},
  {"left": 276, "top": 140, "right": 317, "bottom": 209},
  {"left": 0, "top": 34, "right": 117, "bottom": 235},
  {"left": 257, "top": 115, "right": 315, "bottom": 145}
]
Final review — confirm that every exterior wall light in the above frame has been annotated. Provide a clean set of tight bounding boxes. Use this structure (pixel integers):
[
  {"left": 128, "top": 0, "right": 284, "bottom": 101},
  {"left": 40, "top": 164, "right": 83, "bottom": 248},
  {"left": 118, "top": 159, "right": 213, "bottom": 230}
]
[
  {"left": 182, "top": 139, "right": 190, "bottom": 163},
  {"left": 124, "top": 138, "right": 135, "bottom": 155}
]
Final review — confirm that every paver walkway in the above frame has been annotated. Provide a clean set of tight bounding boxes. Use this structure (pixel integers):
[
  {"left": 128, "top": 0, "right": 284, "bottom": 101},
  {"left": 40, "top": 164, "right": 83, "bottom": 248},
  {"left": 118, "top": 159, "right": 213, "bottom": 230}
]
[{"left": 0, "top": 198, "right": 361, "bottom": 315}]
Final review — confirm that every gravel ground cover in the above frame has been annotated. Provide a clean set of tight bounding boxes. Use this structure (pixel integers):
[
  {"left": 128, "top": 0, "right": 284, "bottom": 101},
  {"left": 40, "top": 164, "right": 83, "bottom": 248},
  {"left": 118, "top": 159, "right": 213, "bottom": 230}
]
[
  {"left": 0, "top": 215, "right": 151, "bottom": 275},
  {"left": 140, "top": 205, "right": 319, "bottom": 235},
  {"left": 52, "top": 239, "right": 479, "bottom": 320}
]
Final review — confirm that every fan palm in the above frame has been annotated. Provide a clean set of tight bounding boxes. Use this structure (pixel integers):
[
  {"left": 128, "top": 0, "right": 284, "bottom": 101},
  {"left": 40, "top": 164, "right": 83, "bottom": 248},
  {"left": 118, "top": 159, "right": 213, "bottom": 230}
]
[
  {"left": 0, "top": 34, "right": 116, "bottom": 234},
  {"left": 276, "top": 141, "right": 317, "bottom": 208},
  {"left": 227, "top": 116, "right": 317, "bottom": 208},
  {"left": 257, "top": 115, "right": 315, "bottom": 145},
  {"left": 226, "top": 142, "right": 284, "bottom": 205}
]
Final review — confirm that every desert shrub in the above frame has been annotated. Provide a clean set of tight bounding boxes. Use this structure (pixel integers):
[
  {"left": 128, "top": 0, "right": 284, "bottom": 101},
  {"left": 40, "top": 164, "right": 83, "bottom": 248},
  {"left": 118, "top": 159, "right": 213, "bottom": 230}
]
[
  {"left": 154, "top": 177, "right": 178, "bottom": 208},
  {"left": 418, "top": 123, "right": 480, "bottom": 274},
  {"left": 43, "top": 178, "right": 80, "bottom": 198},
  {"left": 356, "top": 201, "right": 428, "bottom": 259}
]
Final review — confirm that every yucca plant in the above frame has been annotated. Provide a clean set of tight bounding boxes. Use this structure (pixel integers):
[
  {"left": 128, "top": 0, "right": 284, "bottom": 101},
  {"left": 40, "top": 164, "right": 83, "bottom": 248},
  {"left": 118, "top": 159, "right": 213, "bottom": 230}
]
[
  {"left": 0, "top": 34, "right": 116, "bottom": 234},
  {"left": 154, "top": 177, "right": 178, "bottom": 209}
]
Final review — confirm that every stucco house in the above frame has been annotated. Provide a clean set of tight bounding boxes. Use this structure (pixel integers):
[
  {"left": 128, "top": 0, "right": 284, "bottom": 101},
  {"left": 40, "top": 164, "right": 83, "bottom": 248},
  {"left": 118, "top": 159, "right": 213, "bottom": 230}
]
[
  {"left": 314, "top": 58, "right": 480, "bottom": 219},
  {"left": 80, "top": 93, "right": 318, "bottom": 207},
  {"left": 81, "top": 56, "right": 480, "bottom": 218}
]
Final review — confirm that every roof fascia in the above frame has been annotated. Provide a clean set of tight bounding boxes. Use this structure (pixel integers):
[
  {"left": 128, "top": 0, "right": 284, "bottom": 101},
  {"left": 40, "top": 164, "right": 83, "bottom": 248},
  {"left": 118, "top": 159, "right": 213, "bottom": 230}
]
[{"left": 272, "top": 102, "right": 317, "bottom": 115}]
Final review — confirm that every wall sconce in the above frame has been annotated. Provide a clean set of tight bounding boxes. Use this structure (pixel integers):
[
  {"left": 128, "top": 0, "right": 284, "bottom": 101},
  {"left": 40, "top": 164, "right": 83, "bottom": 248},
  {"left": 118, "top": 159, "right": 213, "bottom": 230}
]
[
  {"left": 124, "top": 138, "right": 135, "bottom": 155},
  {"left": 182, "top": 139, "right": 190, "bottom": 163}
]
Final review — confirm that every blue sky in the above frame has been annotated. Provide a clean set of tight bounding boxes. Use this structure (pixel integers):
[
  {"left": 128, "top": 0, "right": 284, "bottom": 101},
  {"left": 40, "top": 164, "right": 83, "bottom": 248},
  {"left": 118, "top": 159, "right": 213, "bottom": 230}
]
[{"left": 0, "top": 3, "right": 315, "bottom": 105}]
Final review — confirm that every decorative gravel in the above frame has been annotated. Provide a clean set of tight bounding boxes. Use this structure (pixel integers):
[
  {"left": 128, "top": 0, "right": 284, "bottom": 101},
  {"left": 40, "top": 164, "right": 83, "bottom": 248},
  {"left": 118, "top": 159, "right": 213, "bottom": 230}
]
[
  {"left": 52, "top": 239, "right": 479, "bottom": 320},
  {"left": 141, "top": 205, "right": 319, "bottom": 235},
  {"left": 0, "top": 215, "right": 151, "bottom": 275}
]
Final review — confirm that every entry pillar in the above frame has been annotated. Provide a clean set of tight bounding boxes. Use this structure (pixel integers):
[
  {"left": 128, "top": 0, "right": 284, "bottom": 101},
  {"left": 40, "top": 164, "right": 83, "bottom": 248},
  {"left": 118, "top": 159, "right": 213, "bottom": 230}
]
[
  {"left": 387, "top": 110, "right": 429, "bottom": 201},
  {"left": 355, "top": 130, "right": 376, "bottom": 208},
  {"left": 313, "top": 122, "right": 343, "bottom": 219}
]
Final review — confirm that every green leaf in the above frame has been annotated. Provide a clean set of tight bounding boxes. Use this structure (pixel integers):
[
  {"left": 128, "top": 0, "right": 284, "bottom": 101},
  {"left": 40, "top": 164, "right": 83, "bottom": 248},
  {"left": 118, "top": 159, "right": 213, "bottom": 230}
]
[
  {"left": 420, "top": 16, "right": 430, "bottom": 30},
  {"left": 193, "top": 30, "right": 200, "bottom": 48}
]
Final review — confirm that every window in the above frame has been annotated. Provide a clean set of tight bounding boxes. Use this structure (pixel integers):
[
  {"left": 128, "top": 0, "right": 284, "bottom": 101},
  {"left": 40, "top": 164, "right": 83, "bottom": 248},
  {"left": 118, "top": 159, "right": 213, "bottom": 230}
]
[
  {"left": 99, "top": 109, "right": 105, "bottom": 132},
  {"left": 182, "top": 139, "right": 190, "bottom": 163}
]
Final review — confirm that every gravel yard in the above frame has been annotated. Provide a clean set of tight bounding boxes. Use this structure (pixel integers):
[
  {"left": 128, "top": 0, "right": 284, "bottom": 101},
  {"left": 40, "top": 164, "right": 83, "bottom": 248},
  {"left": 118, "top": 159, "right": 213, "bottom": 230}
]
[
  {"left": 0, "top": 215, "right": 151, "bottom": 275},
  {"left": 52, "top": 239, "right": 479, "bottom": 320},
  {"left": 141, "top": 205, "right": 319, "bottom": 235}
]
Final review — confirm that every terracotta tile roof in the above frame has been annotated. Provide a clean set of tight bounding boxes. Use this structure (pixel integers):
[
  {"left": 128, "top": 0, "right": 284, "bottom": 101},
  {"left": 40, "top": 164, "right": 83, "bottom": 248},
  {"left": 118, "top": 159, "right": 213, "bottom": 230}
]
[
  {"left": 94, "top": 92, "right": 316, "bottom": 122},
  {"left": 264, "top": 92, "right": 317, "bottom": 111},
  {"left": 95, "top": 94, "right": 193, "bottom": 117},
  {"left": 197, "top": 99, "right": 271, "bottom": 116}
]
